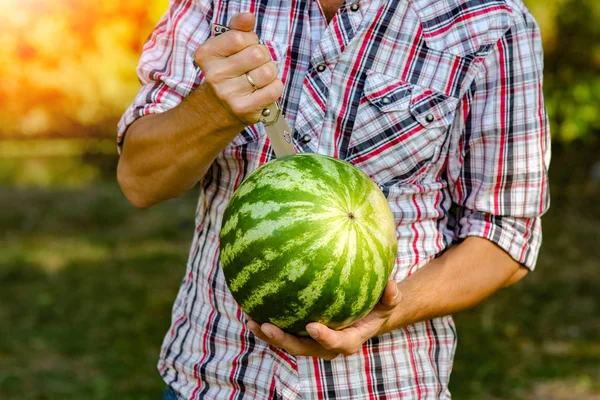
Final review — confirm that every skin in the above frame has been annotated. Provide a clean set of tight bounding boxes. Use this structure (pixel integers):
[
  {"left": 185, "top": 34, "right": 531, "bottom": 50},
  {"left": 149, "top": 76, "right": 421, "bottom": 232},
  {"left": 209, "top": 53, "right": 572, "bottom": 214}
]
[{"left": 117, "top": 12, "right": 530, "bottom": 359}]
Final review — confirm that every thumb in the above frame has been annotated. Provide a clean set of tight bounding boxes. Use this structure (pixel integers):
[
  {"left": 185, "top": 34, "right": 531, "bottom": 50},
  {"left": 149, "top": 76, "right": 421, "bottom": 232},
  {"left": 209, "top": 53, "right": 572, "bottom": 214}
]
[
  {"left": 229, "top": 12, "right": 256, "bottom": 32},
  {"left": 380, "top": 280, "right": 401, "bottom": 309}
]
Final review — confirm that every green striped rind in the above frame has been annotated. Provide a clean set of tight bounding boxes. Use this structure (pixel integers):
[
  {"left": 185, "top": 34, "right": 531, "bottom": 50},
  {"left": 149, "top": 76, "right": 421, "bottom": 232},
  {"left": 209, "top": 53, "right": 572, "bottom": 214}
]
[{"left": 220, "top": 154, "right": 397, "bottom": 335}]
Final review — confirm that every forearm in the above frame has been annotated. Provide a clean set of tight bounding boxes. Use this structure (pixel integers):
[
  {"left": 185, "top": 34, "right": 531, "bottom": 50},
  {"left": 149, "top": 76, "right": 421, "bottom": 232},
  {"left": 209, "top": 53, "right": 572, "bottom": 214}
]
[
  {"left": 383, "top": 236, "right": 522, "bottom": 332},
  {"left": 117, "top": 84, "right": 244, "bottom": 208},
  {"left": 118, "top": 14, "right": 283, "bottom": 208}
]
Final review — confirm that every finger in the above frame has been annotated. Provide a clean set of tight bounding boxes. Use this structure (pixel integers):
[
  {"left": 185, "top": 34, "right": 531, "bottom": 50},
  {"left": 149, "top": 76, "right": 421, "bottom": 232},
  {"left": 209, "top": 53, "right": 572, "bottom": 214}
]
[
  {"left": 260, "top": 323, "right": 284, "bottom": 341},
  {"left": 221, "top": 44, "right": 272, "bottom": 79},
  {"left": 247, "top": 320, "right": 274, "bottom": 344},
  {"left": 229, "top": 12, "right": 255, "bottom": 32},
  {"left": 247, "top": 78, "right": 284, "bottom": 105},
  {"left": 306, "top": 323, "right": 365, "bottom": 355},
  {"left": 226, "top": 79, "right": 283, "bottom": 116},
  {"left": 379, "top": 280, "right": 401, "bottom": 309},
  {"left": 261, "top": 324, "right": 338, "bottom": 360},
  {"left": 198, "top": 30, "right": 259, "bottom": 61},
  {"left": 209, "top": 76, "right": 255, "bottom": 101},
  {"left": 245, "top": 61, "right": 279, "bottom": 89}
]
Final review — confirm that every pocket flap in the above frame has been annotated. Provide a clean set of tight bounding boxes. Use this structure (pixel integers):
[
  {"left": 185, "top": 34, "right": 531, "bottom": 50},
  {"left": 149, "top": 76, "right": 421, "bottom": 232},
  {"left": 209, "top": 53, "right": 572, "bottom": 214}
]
[
  {"left": 364, "top": 71, "right": 459, "bottom": 128},
  {"left": 364, "top": 71, "right": 412, "bottom": 112},
  {"left": 409, "top": 87, "right": 460, "bottom": 129}
]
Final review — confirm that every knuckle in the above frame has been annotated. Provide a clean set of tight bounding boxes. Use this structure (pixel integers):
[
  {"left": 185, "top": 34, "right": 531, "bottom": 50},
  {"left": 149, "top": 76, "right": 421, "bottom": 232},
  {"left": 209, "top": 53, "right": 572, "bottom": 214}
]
[
  {"left": 229, "top": 100, "right": 246, "bottom": 116},
  {"left": 204, "top": 69, "right": 222, "bottom": 83},
  {"left": 203, "top": 68, "right": 214, "bottom": 82},
  {"left": 268, "top": 80, "right": 284, "bottom": 100},
  {"left": 258, "top": 64, "right": 275, "bottom": 83},
  {"left": 259, "top": 44, "right": 271, "bottom": 60},
  {"left": 270, "top": 62, "right": 279, "bottom": 78},
  {"left": 250, "top": 46, "right": 268, "bottom": 64},
  {"left": 194, "top": 45, "right": 208, "bottom": 63},
  {"left": 229, "top": 31, "right": 246, "bottom": 49}
]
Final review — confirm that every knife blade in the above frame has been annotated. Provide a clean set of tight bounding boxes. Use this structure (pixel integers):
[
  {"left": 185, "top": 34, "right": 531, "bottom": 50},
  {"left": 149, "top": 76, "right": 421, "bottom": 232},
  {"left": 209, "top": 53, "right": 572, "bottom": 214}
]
[{"left": 212, "top": 24, "right": 297, "bottom": 158}]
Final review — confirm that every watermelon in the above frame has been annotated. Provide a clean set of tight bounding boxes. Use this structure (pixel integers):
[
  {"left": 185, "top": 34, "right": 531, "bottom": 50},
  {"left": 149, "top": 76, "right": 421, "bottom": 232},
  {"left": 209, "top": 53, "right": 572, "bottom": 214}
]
[{"left": 219, "top": 154, "right": 397, "bottom": 336}]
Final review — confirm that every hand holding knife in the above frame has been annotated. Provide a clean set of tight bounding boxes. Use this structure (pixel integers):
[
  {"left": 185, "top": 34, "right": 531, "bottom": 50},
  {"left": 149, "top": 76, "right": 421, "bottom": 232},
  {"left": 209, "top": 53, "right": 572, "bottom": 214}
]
[{"left": 212, "top": 24, "right": 296, "bottom": 158}]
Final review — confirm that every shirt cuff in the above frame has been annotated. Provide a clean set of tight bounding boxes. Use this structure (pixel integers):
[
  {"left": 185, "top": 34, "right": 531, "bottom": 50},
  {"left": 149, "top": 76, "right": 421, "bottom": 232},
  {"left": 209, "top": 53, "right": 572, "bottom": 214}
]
[
  {"left": 116, "top": 82, "right": 185, "bottom": 154},
  {"left": 116, "top": 103, "right": 168, "bottom": 154},
  {"left": 455, "top": 210, "right": 543, "bottom": 270}
]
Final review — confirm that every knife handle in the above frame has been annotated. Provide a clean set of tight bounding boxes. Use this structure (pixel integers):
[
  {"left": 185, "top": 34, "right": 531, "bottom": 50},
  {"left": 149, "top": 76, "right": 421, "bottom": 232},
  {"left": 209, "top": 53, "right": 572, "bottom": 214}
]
[{"left": 212, "top": 24, "right": 280, "bottom": 126}]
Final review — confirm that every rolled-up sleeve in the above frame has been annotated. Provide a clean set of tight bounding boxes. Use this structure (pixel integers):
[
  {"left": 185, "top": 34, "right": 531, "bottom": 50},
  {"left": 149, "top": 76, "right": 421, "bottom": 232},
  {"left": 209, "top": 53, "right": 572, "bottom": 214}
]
[
  {"left": 447, "top": 11, "right": 551, "bottom": 270},
  {"left": 117, "top": 1, "right": 212, "bottom": 148}
]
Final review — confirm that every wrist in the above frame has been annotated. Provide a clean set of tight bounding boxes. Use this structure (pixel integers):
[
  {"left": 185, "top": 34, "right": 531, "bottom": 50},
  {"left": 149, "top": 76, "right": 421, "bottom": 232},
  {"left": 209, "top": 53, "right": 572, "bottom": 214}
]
[{"left": 183, "top": 84, "right": 246, "bottom": 136}]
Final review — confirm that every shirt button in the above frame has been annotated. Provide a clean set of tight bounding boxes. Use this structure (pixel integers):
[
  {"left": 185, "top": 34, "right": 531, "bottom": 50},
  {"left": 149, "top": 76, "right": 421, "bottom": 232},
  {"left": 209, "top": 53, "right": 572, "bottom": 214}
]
[
  {"left": 316, "top": 64, "right": 327, "bottom": 72},
  {"left": 301, "top": 134, "right": 312, "bottom": 144},
  {"left": 381, "top": 96, "right": 392, "bottom": 105},
  {"left": 350, "top": 2, "right": 360, "bottom": 12},
  {"left": 426, "top": 114, "right": 435, "bottom": 123}
]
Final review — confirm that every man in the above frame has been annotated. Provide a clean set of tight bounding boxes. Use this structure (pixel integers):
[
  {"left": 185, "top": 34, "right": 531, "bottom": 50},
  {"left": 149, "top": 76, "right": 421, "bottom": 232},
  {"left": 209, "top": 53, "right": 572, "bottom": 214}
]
[{"left": 117, "top": 0, "right": 550, "bottom": 398}]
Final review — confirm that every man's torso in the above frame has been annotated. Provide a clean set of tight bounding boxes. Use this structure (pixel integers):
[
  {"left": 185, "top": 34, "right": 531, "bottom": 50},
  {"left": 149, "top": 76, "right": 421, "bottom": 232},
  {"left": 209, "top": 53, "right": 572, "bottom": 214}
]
[{"left": 145, "top": 0, "right": 538, "bottom": 398}]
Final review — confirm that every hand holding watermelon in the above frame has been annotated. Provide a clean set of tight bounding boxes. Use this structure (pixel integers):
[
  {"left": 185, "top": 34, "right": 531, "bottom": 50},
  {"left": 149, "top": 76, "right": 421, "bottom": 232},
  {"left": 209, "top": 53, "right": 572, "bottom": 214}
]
[{"left": 247, "top": 280, "right": 402, "bottom": 360}]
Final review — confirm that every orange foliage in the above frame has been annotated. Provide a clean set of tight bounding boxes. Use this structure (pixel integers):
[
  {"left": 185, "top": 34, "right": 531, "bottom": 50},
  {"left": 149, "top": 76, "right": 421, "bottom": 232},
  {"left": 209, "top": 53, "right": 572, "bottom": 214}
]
[{"left": 0, "top": 0, "right": 168, "bottom": 138}]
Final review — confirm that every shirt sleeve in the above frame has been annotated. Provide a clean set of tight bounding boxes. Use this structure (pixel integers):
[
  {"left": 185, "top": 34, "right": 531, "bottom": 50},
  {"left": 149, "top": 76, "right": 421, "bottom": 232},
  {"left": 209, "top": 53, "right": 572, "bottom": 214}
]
[
  {"left": 446, "top": 10, "right": 551, "bottom": 270},
  {"left": 117, "top": 1, "right": 212, "bottom": 149}
]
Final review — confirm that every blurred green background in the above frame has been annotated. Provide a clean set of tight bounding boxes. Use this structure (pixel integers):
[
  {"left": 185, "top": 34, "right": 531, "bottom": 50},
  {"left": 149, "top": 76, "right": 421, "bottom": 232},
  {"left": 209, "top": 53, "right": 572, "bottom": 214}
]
[{"left": 1, "top": 0, "right": 599, "bottom": 399}]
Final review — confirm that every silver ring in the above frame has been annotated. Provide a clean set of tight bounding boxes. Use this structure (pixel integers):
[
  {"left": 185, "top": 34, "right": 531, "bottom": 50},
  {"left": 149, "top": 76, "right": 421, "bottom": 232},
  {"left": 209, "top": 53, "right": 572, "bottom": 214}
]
[{"left": 245, "top": 73, "right": 258, "bottom": 91}]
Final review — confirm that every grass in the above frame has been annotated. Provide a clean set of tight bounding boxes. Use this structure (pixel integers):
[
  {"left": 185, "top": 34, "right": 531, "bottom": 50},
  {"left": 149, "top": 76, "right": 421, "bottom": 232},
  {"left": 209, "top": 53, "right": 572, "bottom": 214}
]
[
  {"left": 1, "top": 146, "right": 599, "bottom": 399},
  {"left": 0, "top": 182, "right": 195, "bottom": 400}
]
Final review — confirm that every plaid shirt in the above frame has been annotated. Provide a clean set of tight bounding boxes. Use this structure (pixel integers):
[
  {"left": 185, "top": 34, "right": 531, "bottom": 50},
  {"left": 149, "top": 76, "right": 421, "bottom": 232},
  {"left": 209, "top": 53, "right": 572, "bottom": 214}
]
[{"left": 118, "top": 0, "right": 550, "bottom": 398}]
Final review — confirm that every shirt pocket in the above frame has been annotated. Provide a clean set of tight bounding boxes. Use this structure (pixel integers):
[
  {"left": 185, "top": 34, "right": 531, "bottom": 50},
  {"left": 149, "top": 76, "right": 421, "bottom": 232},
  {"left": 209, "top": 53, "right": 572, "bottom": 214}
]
[
  {"left": 228, "top": 40, "right": 288, "bottom": 148},
  {"left": 347, "top": 70, "right": 459, "bottom": 187}
]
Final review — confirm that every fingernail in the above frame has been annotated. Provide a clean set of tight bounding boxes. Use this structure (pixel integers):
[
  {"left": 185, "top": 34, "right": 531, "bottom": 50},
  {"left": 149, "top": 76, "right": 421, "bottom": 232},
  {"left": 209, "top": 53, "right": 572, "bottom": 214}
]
[
  {"left": 306, "top": 326, "right": 319, "bottom": 339},
  {"left": 261, "top": 327, "right": 273, "bottom": 339}
]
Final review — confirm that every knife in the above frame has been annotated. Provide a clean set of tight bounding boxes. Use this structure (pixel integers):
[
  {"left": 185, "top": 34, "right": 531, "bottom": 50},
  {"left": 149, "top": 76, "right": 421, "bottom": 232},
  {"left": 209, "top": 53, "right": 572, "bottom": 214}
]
[{"left": 212, "top": 24, "right": 297, "bottom": 158}]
